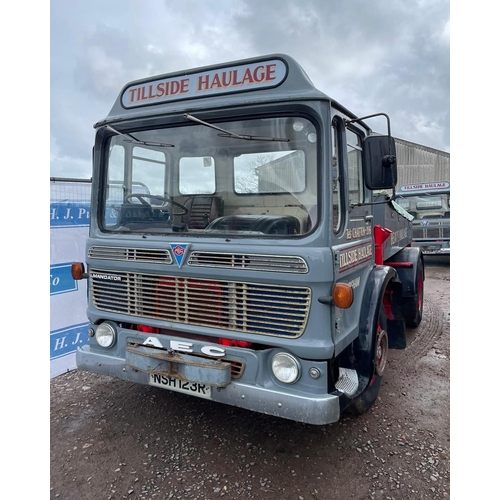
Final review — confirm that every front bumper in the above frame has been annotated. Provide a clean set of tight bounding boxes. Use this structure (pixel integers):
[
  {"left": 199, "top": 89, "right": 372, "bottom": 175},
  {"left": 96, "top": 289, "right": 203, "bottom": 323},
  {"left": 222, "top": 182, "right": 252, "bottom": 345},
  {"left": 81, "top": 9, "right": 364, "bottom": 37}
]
[
  {"left": 422, "top": 248, "right": 450, "bottom": 255},
  {"left": 76, "top": 344, "right": 340, "bottom": 425},
  {"left": 414, "top": 241, "right": 450, "bottom": 255}
]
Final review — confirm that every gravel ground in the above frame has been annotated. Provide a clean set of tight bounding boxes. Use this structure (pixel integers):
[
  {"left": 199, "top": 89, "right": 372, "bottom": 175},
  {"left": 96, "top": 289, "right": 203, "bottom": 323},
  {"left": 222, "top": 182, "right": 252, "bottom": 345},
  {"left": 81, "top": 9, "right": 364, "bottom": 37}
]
[{"left": 49, "top": 257, "right": 450, "bottom": 500}]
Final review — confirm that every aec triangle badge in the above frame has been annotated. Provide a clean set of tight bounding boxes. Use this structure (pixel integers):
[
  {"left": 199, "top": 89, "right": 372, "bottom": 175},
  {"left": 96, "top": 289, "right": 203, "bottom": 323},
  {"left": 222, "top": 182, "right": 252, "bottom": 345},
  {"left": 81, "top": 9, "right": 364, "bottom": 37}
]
[{"left": 170, "top": 243, "right": 190, "bottom": 268}]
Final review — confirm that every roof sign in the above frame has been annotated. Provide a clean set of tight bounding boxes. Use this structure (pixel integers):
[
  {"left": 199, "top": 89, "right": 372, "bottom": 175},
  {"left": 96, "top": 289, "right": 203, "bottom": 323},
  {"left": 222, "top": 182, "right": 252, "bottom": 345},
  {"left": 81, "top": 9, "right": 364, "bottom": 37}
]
[
  {"left": 121, "top": 59, "right": 287, "bottom": 108},
  {"left": 399, "top": 181, "right": 450, "bottom": 193}
]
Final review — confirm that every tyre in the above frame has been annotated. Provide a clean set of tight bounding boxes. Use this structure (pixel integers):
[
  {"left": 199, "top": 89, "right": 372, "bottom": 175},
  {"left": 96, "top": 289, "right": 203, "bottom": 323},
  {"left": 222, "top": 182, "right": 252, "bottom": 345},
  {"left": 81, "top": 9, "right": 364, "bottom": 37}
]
[
  {"left": 345, "top": 305, "right": 388, "bottom": 415},
  {"left": 402, "top": 256, "right": 424, "bottom": 328}
]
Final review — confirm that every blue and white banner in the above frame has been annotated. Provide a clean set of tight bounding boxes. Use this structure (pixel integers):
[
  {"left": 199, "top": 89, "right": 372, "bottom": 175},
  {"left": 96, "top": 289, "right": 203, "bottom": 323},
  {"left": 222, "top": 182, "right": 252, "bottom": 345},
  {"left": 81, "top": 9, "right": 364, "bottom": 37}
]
[
  {"left": 50, "top": 179, "right": 91, "bottom": 378},
  {"left": 50, "top": 202, "right": 91, "bottom": 227}
]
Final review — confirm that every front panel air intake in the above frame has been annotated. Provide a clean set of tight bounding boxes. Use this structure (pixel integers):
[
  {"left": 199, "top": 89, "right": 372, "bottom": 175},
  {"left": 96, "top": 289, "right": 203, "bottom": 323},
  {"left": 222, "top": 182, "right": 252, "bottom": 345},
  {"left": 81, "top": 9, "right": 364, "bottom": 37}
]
[{"left": 90, "top": 269, "right": 311, "bottom": 338}]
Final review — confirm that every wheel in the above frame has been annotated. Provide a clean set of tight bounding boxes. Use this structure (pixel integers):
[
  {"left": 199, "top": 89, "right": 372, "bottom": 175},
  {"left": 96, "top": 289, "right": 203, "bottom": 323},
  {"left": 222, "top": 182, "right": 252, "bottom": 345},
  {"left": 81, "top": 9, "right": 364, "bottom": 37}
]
[
  {"left": 345, "top": 305, "right": 388, "bottom": 415},
  {"left": 402, "top": 256, "right": 424, "bottom": 328},
  {"left": 124, "top": 193, "right": 188, "bottom": 215}
]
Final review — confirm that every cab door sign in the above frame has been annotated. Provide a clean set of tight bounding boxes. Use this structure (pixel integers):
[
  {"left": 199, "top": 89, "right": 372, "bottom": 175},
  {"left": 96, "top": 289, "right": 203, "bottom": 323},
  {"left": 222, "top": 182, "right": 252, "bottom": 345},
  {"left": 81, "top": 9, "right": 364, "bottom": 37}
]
[{"left": 337, "top": 243, "right": 373, "bottom": 272}]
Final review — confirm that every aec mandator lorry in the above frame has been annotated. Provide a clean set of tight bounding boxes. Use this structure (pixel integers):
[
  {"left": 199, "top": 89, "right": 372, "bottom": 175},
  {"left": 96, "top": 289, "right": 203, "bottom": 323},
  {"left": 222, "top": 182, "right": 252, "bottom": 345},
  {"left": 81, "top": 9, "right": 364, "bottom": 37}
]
[
  {"left": 394, "top": 181, "right": 450, "bottom": 255},
  {"left": 72, "top": 54, "right": 424, "bottom": 425}
]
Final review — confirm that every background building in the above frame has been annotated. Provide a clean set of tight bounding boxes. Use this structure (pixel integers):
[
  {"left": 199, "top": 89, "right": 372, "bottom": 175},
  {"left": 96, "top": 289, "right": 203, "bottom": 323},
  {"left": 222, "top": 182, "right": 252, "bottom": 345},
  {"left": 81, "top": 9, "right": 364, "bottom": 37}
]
[{"left": 394, "top": 137, "right": 450, "bottom": 188}]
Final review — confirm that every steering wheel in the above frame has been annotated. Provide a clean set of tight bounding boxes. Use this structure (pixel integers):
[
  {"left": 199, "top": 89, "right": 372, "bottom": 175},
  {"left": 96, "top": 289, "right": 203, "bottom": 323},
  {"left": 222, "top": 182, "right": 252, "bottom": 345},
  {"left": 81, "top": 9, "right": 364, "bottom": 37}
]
[{"left": 124, "top": 193, "right": 188, "bottom": 216}]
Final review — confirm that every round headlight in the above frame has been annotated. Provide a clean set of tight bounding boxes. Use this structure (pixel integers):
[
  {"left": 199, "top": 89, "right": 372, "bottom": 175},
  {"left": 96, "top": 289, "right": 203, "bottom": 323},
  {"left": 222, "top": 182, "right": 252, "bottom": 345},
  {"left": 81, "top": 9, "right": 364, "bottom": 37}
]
[
  {"left": 271, "top": 353, "right": 301, "bottom": 384},
  {"left": 95, "top": 322, "right": 116, "bottom": 348}
]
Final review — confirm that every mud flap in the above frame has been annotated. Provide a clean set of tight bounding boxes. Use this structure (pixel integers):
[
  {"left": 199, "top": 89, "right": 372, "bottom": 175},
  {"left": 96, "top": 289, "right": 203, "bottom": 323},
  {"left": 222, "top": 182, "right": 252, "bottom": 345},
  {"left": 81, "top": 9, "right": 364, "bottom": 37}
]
[{"left": 387, "top": 318, "right": 406, "bottom": 349}]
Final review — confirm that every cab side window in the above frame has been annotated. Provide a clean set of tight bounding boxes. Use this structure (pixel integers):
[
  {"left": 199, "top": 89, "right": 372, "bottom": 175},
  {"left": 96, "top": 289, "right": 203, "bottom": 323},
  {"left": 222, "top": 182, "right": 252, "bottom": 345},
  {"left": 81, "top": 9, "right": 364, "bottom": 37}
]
[
  {"left": 346, "top": 129, "right": 364, "bottom": 205},
  {"left": 332, "top": 124, "right": 341, "bottom": 232}
]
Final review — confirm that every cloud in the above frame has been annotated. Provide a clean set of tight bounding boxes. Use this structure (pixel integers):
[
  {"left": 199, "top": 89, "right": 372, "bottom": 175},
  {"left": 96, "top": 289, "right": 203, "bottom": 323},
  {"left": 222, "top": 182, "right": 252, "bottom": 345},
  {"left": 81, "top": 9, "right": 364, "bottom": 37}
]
[
  {"left": 50, "top": 136, "right": 93, "bottom": 179},
  {"left": 50, "top": 0, "right": 449, "bottom": 178}
]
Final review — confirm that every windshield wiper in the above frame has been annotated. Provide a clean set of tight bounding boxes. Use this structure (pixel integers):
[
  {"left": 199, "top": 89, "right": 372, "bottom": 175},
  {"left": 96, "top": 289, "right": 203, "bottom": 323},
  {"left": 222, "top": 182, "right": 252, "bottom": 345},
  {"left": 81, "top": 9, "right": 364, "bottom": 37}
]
[
  {"left": 105, "top": 125, "right": 175, "bottom": 148},
  {"left": 184, "top": 114, "right": 289, "bottom": 142}
]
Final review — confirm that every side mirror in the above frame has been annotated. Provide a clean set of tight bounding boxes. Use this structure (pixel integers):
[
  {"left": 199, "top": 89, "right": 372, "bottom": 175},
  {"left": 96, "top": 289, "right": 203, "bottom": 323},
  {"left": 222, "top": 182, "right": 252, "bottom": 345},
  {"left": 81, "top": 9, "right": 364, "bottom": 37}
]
[{"left": 363, "top": 135, "right": 397, "bottom": 190}]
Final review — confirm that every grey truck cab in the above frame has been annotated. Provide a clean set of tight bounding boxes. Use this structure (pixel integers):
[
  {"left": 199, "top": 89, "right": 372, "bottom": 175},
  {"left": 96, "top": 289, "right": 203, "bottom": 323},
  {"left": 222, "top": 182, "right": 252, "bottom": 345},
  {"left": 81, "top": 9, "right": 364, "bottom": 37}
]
[
  {"left": 395, "top": 181, "right": 450, "bottom": 255},
  {"left": 72, "top": 54, "right": 424, "bottom": 425}
]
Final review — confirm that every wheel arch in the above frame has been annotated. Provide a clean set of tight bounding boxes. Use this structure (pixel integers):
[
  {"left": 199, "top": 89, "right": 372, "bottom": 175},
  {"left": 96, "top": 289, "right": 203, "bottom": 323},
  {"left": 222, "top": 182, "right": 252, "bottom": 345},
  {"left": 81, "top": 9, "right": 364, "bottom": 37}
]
[
  {"left": 340, "top": 265, "right": 396, "bottom": 381},
  {"left": 337, "top": 265, "right": 396, "bottom": 412}
]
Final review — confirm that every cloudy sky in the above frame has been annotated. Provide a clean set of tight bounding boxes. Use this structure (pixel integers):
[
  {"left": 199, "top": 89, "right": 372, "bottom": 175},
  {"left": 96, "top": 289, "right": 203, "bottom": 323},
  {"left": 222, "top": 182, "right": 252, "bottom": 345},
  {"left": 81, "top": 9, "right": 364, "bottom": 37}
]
[{"left": 50, "top": 0, "right": 450, "bottom": 179}]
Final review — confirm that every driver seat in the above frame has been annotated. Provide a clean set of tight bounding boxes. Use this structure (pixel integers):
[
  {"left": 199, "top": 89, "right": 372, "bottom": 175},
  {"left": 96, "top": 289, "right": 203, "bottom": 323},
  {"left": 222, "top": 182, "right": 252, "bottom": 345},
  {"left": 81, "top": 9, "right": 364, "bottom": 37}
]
[{"left": 181, "top": 196, "right": 223, "bottom": 229}]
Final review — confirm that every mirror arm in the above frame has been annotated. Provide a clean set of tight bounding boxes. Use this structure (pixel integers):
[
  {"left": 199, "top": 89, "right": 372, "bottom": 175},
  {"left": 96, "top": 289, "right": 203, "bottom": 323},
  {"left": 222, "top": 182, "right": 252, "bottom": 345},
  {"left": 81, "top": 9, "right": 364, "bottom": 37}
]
[
  {"left": 345, "top": 112, "right": 392, "bottom": 140},
  {"left": 345, "top": 113, "right": 394, "bottom": 160},
  {"left": 345, "top": 112, "right": 397, "bottom": 204}
]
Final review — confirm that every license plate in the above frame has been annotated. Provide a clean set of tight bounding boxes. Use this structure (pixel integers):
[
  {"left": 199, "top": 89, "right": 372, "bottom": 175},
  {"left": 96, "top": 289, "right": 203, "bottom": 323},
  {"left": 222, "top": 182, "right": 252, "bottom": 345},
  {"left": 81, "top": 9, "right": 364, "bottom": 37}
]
[{"left": 149, "top": 374, "right": 212, "bottom": 399}]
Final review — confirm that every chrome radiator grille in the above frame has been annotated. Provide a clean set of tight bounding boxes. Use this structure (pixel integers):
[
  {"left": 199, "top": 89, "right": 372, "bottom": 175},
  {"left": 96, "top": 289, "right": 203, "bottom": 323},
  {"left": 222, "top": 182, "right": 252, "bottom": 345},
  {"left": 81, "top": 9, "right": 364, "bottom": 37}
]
[
  {"left": 412, "top": 222, "right": 450, "bottom": 240},
  {"left": 90, "top": 268, "right": 311, "bottom": 338},
  {"left": 187, "top": 252, "right": 308, "bottom": 273},
  {"left": 88, "top": 245, "right": 172, "bottom": 264}
]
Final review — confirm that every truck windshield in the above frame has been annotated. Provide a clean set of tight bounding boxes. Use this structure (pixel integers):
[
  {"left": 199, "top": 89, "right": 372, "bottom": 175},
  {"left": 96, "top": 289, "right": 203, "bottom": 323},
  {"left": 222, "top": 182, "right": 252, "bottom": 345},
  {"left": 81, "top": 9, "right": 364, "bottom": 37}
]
[
  {"left": 394, "top": 193, "right": 450, "bottom": 220},
  {"left": 101, "top": 115, "right": 319, "bottom": 236}
]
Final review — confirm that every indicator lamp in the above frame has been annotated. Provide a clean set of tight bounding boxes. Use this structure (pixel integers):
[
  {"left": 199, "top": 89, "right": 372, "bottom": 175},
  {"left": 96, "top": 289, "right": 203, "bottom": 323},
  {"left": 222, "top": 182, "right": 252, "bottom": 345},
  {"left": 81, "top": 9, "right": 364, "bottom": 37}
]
[
  {"left": 71, "top": 262, "right": 88, "bottom": 280},
  {"left": 333, "top": 283, "right": 354, "bottom": 309}
]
